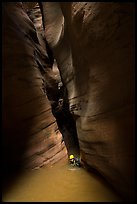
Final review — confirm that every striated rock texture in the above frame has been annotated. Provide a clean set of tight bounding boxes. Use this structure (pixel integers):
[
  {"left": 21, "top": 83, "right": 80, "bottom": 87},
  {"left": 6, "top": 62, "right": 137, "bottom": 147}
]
[
  {"left": 40, "top": 2, "right": 135, "bottom": 200},
  {"left": 2, "top": 2, "right": 67, "bottom": 175},
  {"left": 24, "top": 3, "right": 80, "bottom": 156}
]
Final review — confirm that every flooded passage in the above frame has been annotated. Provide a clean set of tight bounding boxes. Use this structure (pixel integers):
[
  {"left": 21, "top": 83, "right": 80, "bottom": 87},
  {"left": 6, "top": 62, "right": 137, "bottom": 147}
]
[{"left": 3, "top": 163, "right": 122, "bottom": 202}]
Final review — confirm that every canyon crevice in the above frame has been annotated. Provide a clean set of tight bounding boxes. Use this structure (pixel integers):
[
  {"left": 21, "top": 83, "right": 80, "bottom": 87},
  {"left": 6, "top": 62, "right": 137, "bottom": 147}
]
[
  {"left": 2, "top": 3, "right": 68, "bottom": 174},
  {"left": 40, "top": 2, "right": 135, "bottom": 200},
  {"left": 2, "top": 2, "right": 135, "bottom": 201}
]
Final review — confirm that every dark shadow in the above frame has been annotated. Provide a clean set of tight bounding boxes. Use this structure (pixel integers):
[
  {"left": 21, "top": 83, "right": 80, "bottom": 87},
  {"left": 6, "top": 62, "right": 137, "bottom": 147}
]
[
  {"left": 82, "top": 161, "right": 134, "bottom": 202},
  {"left": 51, "top": 85, "right": 80, "bottom": 156},
  {"left": 2, "top": 2, "right": 53, "bottom": 196}
]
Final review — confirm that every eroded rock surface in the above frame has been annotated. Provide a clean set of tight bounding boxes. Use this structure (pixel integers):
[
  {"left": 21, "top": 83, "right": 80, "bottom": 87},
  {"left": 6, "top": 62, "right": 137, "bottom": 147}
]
[
  {"left": 41, "top": 2, "right": 135, "bottom": 200},
  {"left": 2, "top": 2, "right": 67, "bottom": 175}
]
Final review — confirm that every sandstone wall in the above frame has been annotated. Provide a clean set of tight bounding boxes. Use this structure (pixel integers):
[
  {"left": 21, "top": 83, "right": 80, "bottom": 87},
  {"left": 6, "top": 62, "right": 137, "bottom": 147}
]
[
  {"left": 2, "top": 2, "right": 67, "bottom": 173},
  {"left": 41, "top": 2, "right": 135, "bottom": 200}
]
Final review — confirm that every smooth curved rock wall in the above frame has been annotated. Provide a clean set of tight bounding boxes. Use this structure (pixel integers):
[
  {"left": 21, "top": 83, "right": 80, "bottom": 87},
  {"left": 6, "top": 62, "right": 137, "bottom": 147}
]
[
  {"left": 41, "top": 2, "right": 135, "bottom": 200},
  {"left": 2, "top": 2, "right": 67, "bottom": 173}
]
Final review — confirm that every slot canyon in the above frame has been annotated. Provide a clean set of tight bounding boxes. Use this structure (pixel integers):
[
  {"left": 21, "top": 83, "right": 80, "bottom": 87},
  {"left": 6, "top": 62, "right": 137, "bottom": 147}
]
[{"left": 2, "top": 2, "right": 135, "bottom": 202}]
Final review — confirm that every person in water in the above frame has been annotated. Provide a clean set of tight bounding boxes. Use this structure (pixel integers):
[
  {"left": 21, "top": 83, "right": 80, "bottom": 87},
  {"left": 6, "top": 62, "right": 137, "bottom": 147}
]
[{"left": 69, "top": 154, "right": 81, "bottom": 167}]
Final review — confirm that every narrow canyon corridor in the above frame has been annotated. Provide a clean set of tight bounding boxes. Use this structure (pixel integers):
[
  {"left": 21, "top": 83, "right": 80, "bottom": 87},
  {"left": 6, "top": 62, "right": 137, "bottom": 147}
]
[{"left": 2, "top": 2, "right": 135, "bottom": 202}]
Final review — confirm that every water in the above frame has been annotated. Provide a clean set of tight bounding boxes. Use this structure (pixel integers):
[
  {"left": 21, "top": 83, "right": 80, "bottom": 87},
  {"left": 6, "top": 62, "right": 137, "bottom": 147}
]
[{"left": 2, "top": 163, "right": 122, "bottom": 202}]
